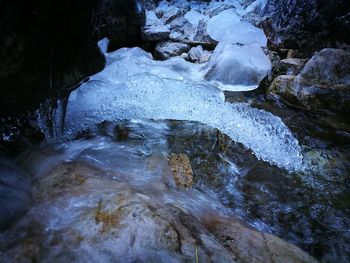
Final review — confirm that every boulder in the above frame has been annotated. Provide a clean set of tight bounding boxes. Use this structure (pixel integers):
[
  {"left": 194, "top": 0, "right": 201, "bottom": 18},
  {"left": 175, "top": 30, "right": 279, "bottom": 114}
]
[
  {"left": 154, "top": 41, "right": 191, "bottom": 59},
  {"left": 299, "top": 49, "right": 350, "bottom": 87},
  {"left": 268, "top": 48, "right": 350, "bottom": 113},
  {"left": 204, "top": 216, "right": 318, "bottom": 263},
  {"left": 262, "top": 0, "right": 350, "bottom": 53},
  {"left": 169, "top": 17, "right": 186, "bottom": 30}
]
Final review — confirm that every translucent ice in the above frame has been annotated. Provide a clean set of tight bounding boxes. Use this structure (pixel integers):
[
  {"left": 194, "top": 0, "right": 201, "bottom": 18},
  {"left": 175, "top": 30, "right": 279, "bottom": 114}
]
[
  {"left": 207, "top": 9, "right": 267, "bottom": 46},
  {"left": 204, "top": 42, "right": 272, "bottom": 90},
  {"left": 64, "top": 43, "right": 303, "bottom": 171}
]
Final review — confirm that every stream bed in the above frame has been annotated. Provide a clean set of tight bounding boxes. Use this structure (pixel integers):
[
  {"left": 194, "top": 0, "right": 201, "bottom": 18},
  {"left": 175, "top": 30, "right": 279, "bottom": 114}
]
[
  {"left": 1, "top": 40, "right": 350, "bottom": 263},
  {"left": 2, "top": 98, "right": 349, "bottom": 262}
]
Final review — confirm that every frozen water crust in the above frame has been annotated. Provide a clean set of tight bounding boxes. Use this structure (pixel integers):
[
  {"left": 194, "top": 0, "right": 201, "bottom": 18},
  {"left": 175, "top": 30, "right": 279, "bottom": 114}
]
[
  {"left": 64, "top": 42, "right": 303, "bottom": 171},
  {"left": 207, "top": 9, "right": 267, "bottom": 46},
  {"left": 204, "top": 42, "right": 271, "bottom": 89}
]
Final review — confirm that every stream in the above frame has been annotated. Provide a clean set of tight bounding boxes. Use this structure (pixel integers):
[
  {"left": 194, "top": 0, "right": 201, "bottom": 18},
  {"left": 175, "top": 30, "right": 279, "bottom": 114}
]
[
  {"left": 1, "top": 43, "right": 348, "bottom": 262},
  {"left": 1, "top": 1, "right": 350, "bottom": 260}
]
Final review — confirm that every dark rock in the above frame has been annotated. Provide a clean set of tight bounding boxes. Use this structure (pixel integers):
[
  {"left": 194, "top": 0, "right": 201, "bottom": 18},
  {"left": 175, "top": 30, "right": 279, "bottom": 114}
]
[
  {"left": 268, "top": 48, "right": 350, "bottom": 113},
  {"left": 268, "top": 75, "right": 299, "bottom": 104},
  {"left": 0, "top": 153, "right": 31, "bottom": 230},
  {"left": 263, "top": 0, "right": 350, "bottom": 53},
  {"left": 0, "top": 0, "right": 143, "bottom": 116},
  {"left": 278, "top": 58, "right": 307, "bottom": 76}
]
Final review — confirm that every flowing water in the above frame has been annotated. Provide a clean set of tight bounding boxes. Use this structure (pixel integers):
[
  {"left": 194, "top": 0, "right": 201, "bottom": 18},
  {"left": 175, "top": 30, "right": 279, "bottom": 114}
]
[
  {"left": 10, "top": 101, "right": 350, "bottom": 261},
  {"left": 2, "top": 42, "right": 350, "bottom": 262}
]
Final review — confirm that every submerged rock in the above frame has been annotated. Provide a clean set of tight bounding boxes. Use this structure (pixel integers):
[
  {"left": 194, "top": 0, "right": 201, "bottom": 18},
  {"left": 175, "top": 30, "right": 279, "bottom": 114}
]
[
  {"left": 0, "top": 157, "right": 317, "bottom": 262},
  {"left": 168, "top": 153, "right": 193, "bottom": 188},
  {"left": 204, "top": 216, "right": 318, "bottom": 263}
]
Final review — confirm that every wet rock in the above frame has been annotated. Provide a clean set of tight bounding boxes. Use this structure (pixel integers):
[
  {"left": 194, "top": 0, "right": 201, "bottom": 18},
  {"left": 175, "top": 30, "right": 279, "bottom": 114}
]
[
  {"left": 204, "top": 216, "right": 318, "bottom": 263},
  {"left": 268, "top": 75, "right": 298, "bottom": 104},
  {"left": 168, "top": 153, "right": 193, "bottom": 188},
  {"left": 287, "top": 49, "right": 295, "bottom": 59},
  {"left": 0, "top": 153, "right": 31, "bottom": 230},
  {"left": 0, "top": 149, "right": 318, "bottom": 262},
  {"left": 268, "top": 48, "right": 350, "bottom": 112},
  {"left": 188, "top": 45, "right": 211, "bottom": 63},
  {"left": 154, "top": 41, "right": 191, "bottom": 60},
  {"left": 278, "top": 58, "right": 307, "bottom": 76},
  {"left": 299, "top": 49, "right": 350, "bottom": 87},
  {"left": 216, "top": 131, "right": 232, "bottom": 152},
  {"left": 303, "top": 148, "right": 347, "bottom": 177}
]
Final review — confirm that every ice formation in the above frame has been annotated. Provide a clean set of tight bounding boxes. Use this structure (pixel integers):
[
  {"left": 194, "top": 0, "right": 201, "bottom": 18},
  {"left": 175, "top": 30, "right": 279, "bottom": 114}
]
[
  {"left": 204, "top": 42, "right": 271, "bottom": 90},
  {"left": 207, "top": 9, "right": 267, "bottom": 46},
  {"left": 64, "top": 41, "right": 303, "bottom": 171}
]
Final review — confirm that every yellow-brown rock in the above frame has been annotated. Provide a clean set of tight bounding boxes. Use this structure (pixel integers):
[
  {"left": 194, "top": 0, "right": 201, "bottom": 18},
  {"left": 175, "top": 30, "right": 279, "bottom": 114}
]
[{"left": 168, "top": 153, "right": 193, "bottom": 188}]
